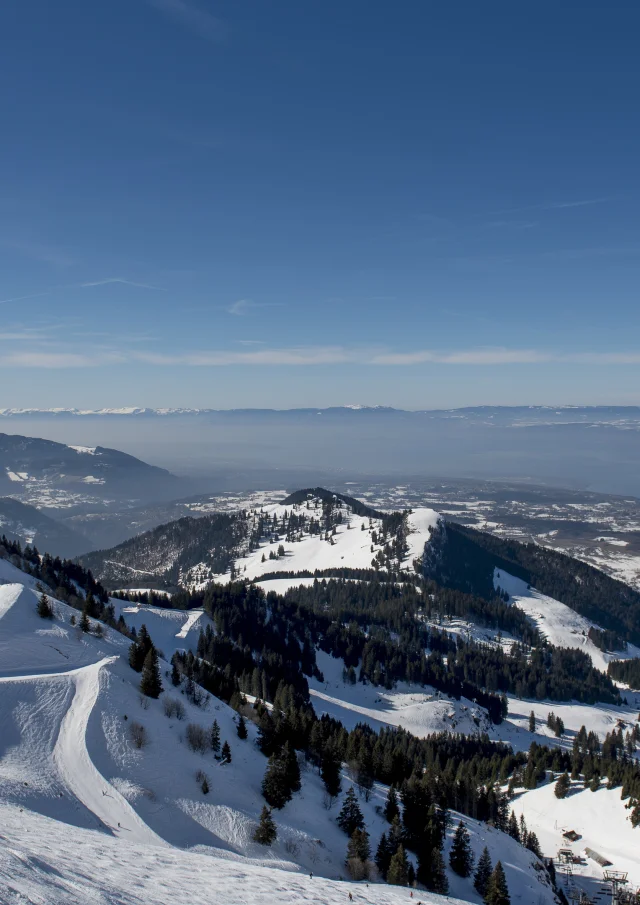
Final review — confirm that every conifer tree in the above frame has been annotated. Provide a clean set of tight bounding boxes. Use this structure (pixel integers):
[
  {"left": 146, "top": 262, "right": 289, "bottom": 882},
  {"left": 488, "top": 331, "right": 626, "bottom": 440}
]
[
  {"left": 221, "top": 740, "right": 232, "bottom": 763},
  {"left": 37, "top": 592, "right": 53, "bottom": 619},
  {"left": 262, "top": 747, "right": 293, "bottom": 809},
  {"left": 79, "top": 607, "right": 91, "bottom": 633},
  {"left": 449, "top": 820, "right": 473, "bottom": 877},
  {"left": 529, "top": 711, "right": 536, "bottom": 732},
  {"left": 283, "top": 742, "right": 301, "bottom": 793},
  {"left": 346, "top": 828, "right": 370, "bottom": 878},
  {"left": 253, "top": 806, "right": 277, "bottom": 845},
  {"left": 526, "top": 831, "right": 542, "bottom": 858},
  {"left": 210, "top": 719, "right": 221, "bottom": 755},
  {"left": 237, "top": 714, "right": 248, "bottom": 739},
  {"left": 375, "top": 832, "right": 392, "bottom": 880},
  {"left": 201, "top": 776, "right": 209, "bottom": 794},
  {"left": 474, "top": 847, "right": 493, "bottom": 898},
  {"left": 386, "top": 844, "right": 409, "bottom": 886},
  {"left": 555, "top": 771, "right": 570, "bottom": 799},
  {"left": 485, "top": 861, "right": 510, "bottom": 905},
  {"left": 384, "top": 785, "right": 400, "bottom": 823},
  {"left": 170, "top": 654, "right": 181, "bottom": 686},
  {"left": 129, "top": 624, "right": 152, "bottom": 672},
  {"left": 507, "top": 810, "right": 521, "bottom": 841},
  {"left": 429, "top": 847, "right": 449, "bottom": 895},
  {"left": 140, "top": 647, "right": 163, "bottom": 698},
  {"left": 337, "top": 786, "right": 364, "bottom": 836},
  {"left": 321, "top": 747, "right": 342, "bottom": 799}
]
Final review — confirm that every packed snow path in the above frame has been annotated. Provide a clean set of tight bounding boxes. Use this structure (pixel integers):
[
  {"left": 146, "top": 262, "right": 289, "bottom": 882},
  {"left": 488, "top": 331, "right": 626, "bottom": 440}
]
[{"left": 0, "top": 657, "right": 166, "bottom": 848}]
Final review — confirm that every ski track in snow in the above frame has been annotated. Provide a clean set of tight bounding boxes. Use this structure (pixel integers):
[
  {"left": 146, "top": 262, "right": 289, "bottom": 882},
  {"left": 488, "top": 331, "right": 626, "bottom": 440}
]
[{"left": 0, "top": 657, "right": 166, "bottom": 848}]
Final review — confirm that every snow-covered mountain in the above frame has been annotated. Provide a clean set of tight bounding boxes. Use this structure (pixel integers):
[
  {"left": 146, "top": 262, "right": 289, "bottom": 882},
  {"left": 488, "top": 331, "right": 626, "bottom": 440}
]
[
  {"left": 0, "top": 554, "right": 557, "bottom": 905},
  {"left": 3, "top": 486, "right": 640, "bottom": 905},
  {"left": 0, "top": 432, "right": 188, "bottom": 510},
  {"left": 0, "top": 496, "right": 91, "bottom": 558},
  {"left": 80, "top": 488, "right": 440, "bottom": 591}
]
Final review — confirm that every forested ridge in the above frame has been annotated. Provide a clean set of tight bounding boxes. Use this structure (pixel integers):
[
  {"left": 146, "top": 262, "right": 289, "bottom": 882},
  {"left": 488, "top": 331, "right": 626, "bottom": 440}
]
[{"left": 425, "top": 520, "right": 640, "bottom": 645}]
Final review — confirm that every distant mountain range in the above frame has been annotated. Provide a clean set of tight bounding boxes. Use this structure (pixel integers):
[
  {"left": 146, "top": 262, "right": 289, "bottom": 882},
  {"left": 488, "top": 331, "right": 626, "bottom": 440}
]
[
  {"left": 0, "top": 432, "right": 188, "bottom": 512},
  {"left": 2, "top": 404, "right": 640, "bottom": 423}
]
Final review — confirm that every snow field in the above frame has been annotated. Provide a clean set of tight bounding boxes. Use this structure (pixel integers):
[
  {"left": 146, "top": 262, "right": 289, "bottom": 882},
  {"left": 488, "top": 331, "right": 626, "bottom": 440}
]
[
  {"left": 210, "top": 502, "right": 439, "bottom": 588},
  {"left": 0, "top": 563, "right": 556, "bottom": 904},
  {"left": 494, "top": 568, "right": 640, "bottom": 672}
]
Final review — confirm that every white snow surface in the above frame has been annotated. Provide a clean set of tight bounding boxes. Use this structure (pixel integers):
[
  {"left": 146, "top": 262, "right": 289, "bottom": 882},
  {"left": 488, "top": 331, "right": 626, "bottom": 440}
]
[
  {"left": 494, "top": 568, "right": 640, "bottom": 672},
  {"left": 0, "top": 558, "right": 557, "bottom": 905},
  {"left": 212, "top": 501, "right": 439, "bottom": 587},
  {"left": 512, "top": 778, "right": 640, "bottom": 894}
]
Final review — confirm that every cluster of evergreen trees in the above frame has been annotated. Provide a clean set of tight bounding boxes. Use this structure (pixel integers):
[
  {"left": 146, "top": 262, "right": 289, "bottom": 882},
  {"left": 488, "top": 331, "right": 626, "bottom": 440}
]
[
  {"left": 128, "top": 624, "right": 163, "bottom": 698},
  {"left": 608, "top": 657, "right": 640, "bottom": 689},
  {"left": 514, "top": 730, "right": 640, "bottom": 826},
  {"left": 427, "top": 521, "right": 640, "bottom": 645}
]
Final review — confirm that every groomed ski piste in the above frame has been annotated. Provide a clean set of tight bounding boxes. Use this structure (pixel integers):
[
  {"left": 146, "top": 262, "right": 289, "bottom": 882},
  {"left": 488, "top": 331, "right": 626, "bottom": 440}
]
[{"left": 0, "top": 556, "right": 559, "bottom": 905}]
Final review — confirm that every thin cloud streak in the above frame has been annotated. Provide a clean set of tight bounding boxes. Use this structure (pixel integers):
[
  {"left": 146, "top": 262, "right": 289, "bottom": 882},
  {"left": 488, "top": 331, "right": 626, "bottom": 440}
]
[
  {"left": 2, "top": 343, "right": 640, "bottom": 369},
  {"left": 490, "top": 197, "right": 610, "bottom": 215},
  {"left": 145, "top": 0, "right": 227, "bottom": 42},
  {"left": 0, "top": 278, "right": 165, "bottom": 304},
  {"left": 227, "top": 299, "right": 283, "bottom": 316}
]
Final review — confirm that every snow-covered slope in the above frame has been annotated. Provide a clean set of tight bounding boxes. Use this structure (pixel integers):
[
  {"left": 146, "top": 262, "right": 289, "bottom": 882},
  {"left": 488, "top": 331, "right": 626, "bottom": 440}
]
[
  {"left": 212, "top": 500, "right": 439, "bottom": 590},
  {"left": 511, "top": 778, "right": 640, "bottom": 894},
  {"left": 0, "top": 559, "right": 556, "bottom": 905},
  {"left": 494, "top": 568, "right": 640, "bottom": 672}
]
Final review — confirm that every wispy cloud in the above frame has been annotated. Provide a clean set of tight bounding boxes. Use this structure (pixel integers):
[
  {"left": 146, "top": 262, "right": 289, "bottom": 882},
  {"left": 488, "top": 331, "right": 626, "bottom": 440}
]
[
  {"left": 79, "top": 278, "right": 166, "bottom": 291},
  {"left": 490, "top": 197, "right": 610, "bottom": 216},
  {"left": 0, "top": 350, "right": 125, "bottom": 368},
  {"left": 145, "top": 0, "right": 227, "bottom": 42},
  {"left": 227, "top": 299, "right": 282, "bottom": 316},
  {"left": 3, "top": 341, "right": 640, "bottom": 369},
  {"left": 0, "top": 278, "right": 165, "bottom": 305}
]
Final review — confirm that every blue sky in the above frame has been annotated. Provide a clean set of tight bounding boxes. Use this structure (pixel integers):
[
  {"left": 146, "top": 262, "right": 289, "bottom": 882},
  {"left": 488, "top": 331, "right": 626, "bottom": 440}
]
[{"left": 1, "top": 1, "right": 639, "bottom": 409}]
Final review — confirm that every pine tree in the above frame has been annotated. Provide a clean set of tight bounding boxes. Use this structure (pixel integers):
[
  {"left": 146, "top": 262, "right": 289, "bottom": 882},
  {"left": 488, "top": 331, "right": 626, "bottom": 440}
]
[
  {"left": 221, "top": 741, "right": 232, "bottom": 763},
  {"left": 449, "top": 820, "right": 473, "bottom": 877},
  {"left": 474, "top": 847, "right": 493, "bottom": 898},
  {"left": 554, "top": 772, "right": 570, "bottom": 799},
  {"left": 253, "top": 806, "right": 277, "bottom": 845},
  {"left": 37, "top": 592, "right": 53, "bottom": 619},
  {"left": 429, "top": 847, "right": 449, "bottom": 895},
  {"left": 282, "top": 742, "right": 300, "bottom": 793},
  {"left": 485, "top": 861, "right": 510, "bottom": 905},
  {"left": 375, "top": 832, "right": 392, "bottom": 880},
  {"left": 346, "top": 828, "right": 370, "bottom": 878},
  {"left": 140, "top": 647, "right": 163, "bottom": 698},
  {"left": 386, "top": 844, "right": 409, "bottom": 886},
  {"left": 262, "top": 748, "right": 293, "bottom": 809},
  {"left": 201, "top": 776, "right": 209, "bottom": 794},
  {"left": 384, "top": 785, "right": 400, "bottom": 823},
  {"left": 210, "top": 719, "right": 221, "bottom": 755},
  {"left": 528, "top": 710, "right": 536, "bottom": 732},
  {"left": 237, "top": 714, "right": 248, "bottom": 739},
  {"left": 526, "top": 831, "right": 542, "bottom": 858},
  {"left": 337, "top": 786, "right": 364, "bottom": 836},
  {"left": 79, "top": 607, "right": 90, "bottom": 633},
  {"left": 129, "top": 624, "right": 152, "bottom": 672},
  {"left": 321, "top": 747, "right": 342, "bottom": 799},
  {"left": 170, "top": 655, "right": 181, "bottom": 686},
  {"left": 507, "top": 810, "right": 521, "bottom": 841}
]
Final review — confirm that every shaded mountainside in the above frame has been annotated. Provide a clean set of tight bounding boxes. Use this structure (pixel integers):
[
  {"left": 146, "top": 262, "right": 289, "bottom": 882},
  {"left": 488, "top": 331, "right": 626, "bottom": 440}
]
[
  {"left": 0, "top": 432, "right": 187, "bottom": 506},
  {"left": 80, "top": 512, "right": 246, "bottom": 589},
  {"left": 0, "top": 497, "right": 91, "bottom": 558},
  {"left": 425, "top": 521, "right": 640, "bottom": 646}
]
